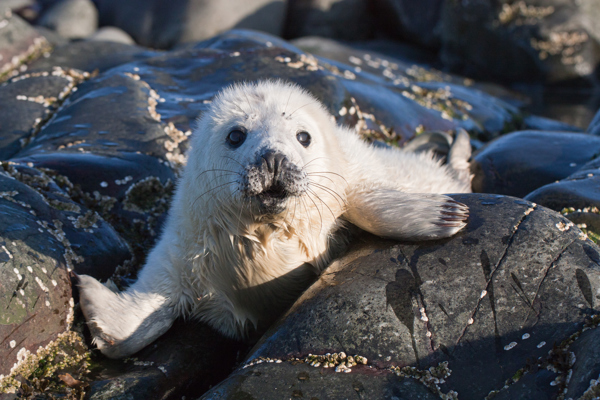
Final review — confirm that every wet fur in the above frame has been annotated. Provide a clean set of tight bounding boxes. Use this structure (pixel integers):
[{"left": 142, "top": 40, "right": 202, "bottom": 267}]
[{"left": 78, "top": 80, "right": 472, "bottom": 358}]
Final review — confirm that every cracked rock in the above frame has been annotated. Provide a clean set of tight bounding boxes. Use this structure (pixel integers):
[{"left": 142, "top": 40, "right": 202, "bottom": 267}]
[{"left": 202, "top": 193, "right": 600, "bottom": 400}]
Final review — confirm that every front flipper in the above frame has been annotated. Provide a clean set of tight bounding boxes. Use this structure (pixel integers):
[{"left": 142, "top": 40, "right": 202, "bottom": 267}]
[
  {"left": 343, "top": 190, "right": 468, "bottom": 241},
  {"left": 77, "top": 274, "right": 175, "bottom": 359}
]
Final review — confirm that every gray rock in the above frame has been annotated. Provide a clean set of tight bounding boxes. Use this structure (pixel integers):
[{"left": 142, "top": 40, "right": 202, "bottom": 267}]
[
  {"left": 0, "top": 11, "right": 50, "bottom": 82},
  {"left": 523, "top": 114, "right": 583, "bottom": 132},
  {"left": 87, "top": 26, "right": 135, "bottom": 44},
  {"left": 0, "top": 68, "right": 84, "bottom": 160},
  {"left": 202, "top": 193, "right": 600, "bottom": 399},
  {"left": 471, "top": 130, "right": 600, "bottom": 197},
  {"left": 0, "top": 162, "right": 130, "bottom": 389},
  {"left": 37, "top": 0, "right": 98, "bottom": 39},
  {"left": 27, "top": 40, "right": 161, "bottom": 74},
  {"left": 371, "top": 0, "right": 443, "bottom": 49},
  {"left": 87, "top": 320, "right": 249, "bottom": 399},
  {"left": 589, "top": 107, "right": 600, "bottom": 135},
  {"left": 94, "top": 0, "right": 286, "bottom": 49},
  {"left": 440, "top": 0, "right": 600, "bottom": 86},
  {"left": 284, "top": 0, "right": 374, "bottom": 41},
  {"left": 35, "top": 25, "right": 69, "bottom": 46},
  {"left": 0, "top": 0, "right": 36, "bottom": 13}
]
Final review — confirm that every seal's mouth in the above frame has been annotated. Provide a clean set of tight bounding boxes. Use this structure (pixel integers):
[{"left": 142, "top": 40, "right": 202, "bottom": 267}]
[
  {"left": 260, "top": 183, "right": 288, "bottom": 200},
  {"left": 256, "top": 183, "right": 289, "bottom": 214}
]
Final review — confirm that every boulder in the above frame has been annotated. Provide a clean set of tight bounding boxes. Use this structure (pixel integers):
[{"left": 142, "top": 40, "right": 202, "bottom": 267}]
[
  {"left": 0, "top": 163, "right": 130, "bottom": 393},
  {"left": 93, "top": 0, "right": 286, "bottom": 49},
  {"left": 284, "top": 0, "right": 374, "bottom": 41},
  {"left": 471, "top": 130, "right": 600, "bottom": 197},
  {"left": 37, "top": 0, "right": 98, "bottom": 39},
  {"left": 440, "top": 0, "right": 600, "bottom": 86},
  {"left": 27, "top": 39, "right": 160, "bottom": 74},
  {"left": 371, "top": 0, "right": 443, "bottom": 49},
  {"left": 202, "top": 193, "right": 600, "bottom": 400},
  {"left": 589, "top": 107, "right": 600, "bottom": 135},
  {"left": 0, "top": 11, "right": 50, "bottom": 82},
  {"left": 86, "top": 26, "right": 135, "bottom": 44}
]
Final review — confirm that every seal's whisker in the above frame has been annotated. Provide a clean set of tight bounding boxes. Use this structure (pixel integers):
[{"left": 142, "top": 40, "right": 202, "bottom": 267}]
[
  {"left": 299, "top": 196, "right": 314, "bottom": 235},
  {"left": 304, "top": 192, "right": 324, "bottom": 233},
  {"left": 192, "top": 181, "right": 237, "bottom": 208},
  {"left": 197, "top": 169, "right": 241, "bottom": 180},
  {"left": 231, "top": 102, "right": 249, "bottom": 118},
  {"left": 204, "top": 173, "right": 239, "bottom": 191},
  {"left": 288, "top": 196, "right": 299, "bottom": 228},
  {"left": 221, "top": 156, "right": 245, "bottom": 168},
  {"left": 307, "top": 188, "right": 337, "bottom": 221},
  {"left": 288, "top": 101, "right": 317, "bottom": 118},
  {"left": 306, "top": 171, "right": 348, "bottom": 184},
  {"left": 307, "top": 174, "right": 338, "bottom": 187},
  {"left": 302, "top": 157, "right": 328, "bottom": 170},
  {"left": 282, "top": 89, "right": 293, "bottom": 116},
  {"left": 310, "top": 182, "right": 347, "bottom": 208},
  {"left": 235, "top": 193, "right": 249, "bottom": 233},
  {"left": 242, "top": 90, "right": 255, "bottom": 115}
]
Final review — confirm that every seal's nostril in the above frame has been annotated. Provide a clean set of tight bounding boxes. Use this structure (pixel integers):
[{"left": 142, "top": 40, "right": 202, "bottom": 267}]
[{"left": 260, "top": 151, "right": 287, "bottom": 179}]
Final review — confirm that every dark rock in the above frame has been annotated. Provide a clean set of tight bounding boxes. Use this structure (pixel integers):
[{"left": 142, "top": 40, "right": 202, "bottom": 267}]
[
  {"left": 284, "top": 0, "right": 375, "bottom": 41},
  {"left": 589, "top": 107, "right": 600, "bottom": 135},
  {"left": 291, "top": 36, "right": 437, "bottom": 68},
  {"left": 0, "top": 67, "right": 90, "bottom": 160},
  {"left": 525, "top": 155, "right": 600, "bottom": 242},
  {"left": 34, "top": 25, "right": 69, "bottom": 47},
  {"left": 564, "top": 325, "right": 600, "bottom": 399},
  {"left": 472, "top": 130, "right": 600, "bottom": 197},
  {"left": 0, "top": 11, "right": 50, "bottom": 82},
  {"left": 37, "top": 0, "right": 98, "bottom": 39},
  {"left": 27, "top": 40, "right": 160, "bottom": 74},
  {"left": 201, "top": 361, "right": 440, "bottom": 400},
  {"left": 440, "top": 0, "right": 600, "bottom": 86},
  {"left": 93, "top": 0, "right": 286, "bottom": 49},
  {"left": 87, "top": 26, "right": 135, "bottom": 44},
  {"left": 525, "top": 173, "right": 600, "bottom": 212},
  {"left": 202, "top": 193, "right": 600, "bottom": 400},
  {"left": 0, "top": 0, "right": 37, "bottom": 13},
  {"left": 87, "top": 320, "right": 248, "bottom": 400},
  {"left": 0, "top": 162, "right": 130, "bottom": 389},
  {"left": 371, "top": 0, "right": 443, "bottom": 49},
  {"left": 523, "top": 114, "right": 583, "bottom": 133}
]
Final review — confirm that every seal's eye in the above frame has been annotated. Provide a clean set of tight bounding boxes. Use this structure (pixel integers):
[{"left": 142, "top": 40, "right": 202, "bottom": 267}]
[
  {"left": 296, "top": 131, "right": 311, "bottom": 147},
  {"left": 226, "top": 129, "right": 246, "bottom": 148}
]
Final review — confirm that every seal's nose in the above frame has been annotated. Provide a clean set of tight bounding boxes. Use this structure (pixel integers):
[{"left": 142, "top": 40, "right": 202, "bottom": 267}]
[{"left": 261, "top": 151, "right": 287, "bottom": 183}]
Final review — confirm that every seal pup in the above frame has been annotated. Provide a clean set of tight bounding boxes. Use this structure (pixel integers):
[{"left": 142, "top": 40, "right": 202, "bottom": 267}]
[{"left": 77, "top": 80, "right": 472, "bottom": 358}]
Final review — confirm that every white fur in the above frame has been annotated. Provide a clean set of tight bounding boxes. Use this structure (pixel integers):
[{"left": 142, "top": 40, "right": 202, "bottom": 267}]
[{"left": 78, "top": 80, "right": 472, "bottom": 358}]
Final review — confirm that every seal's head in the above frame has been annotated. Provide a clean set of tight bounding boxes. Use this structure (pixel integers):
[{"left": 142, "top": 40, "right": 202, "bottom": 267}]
[{"left": 186, "top": 81, "right": 347, "bottom": 223}]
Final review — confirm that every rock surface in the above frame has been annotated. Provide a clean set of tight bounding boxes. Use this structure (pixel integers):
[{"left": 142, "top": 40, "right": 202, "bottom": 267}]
[
  {"left": 86, "top": 26, "right": 135, "bottom": 44},
  {"left": 202, "top": 193, "right": 600, "bottom": 400},
  {"left": 0, "top": 163, "right": 130, "bottom": 392},
  {"left": 472, "top": 130, "right": 600, "bottom": 198},
  {"left": 284, "top": 0, "right": 374, "bottom": 41},
  {"left": 93, "top": 0, "right": 286, "bottom": 49},
  {"left": 589, "top": 107, "right": 600, "bottom": 136},
  {"left": 440, "top": 0, "right": 600, "bottom": 86},
  {"left": 37, "top": 0, "right": 98, "bottom": 39},
  {"left": 372, "top": 0, "right": 444, "bottom": 49},
  {"left": 0, "top": 11, "right": 50, "bottom": 82}
]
